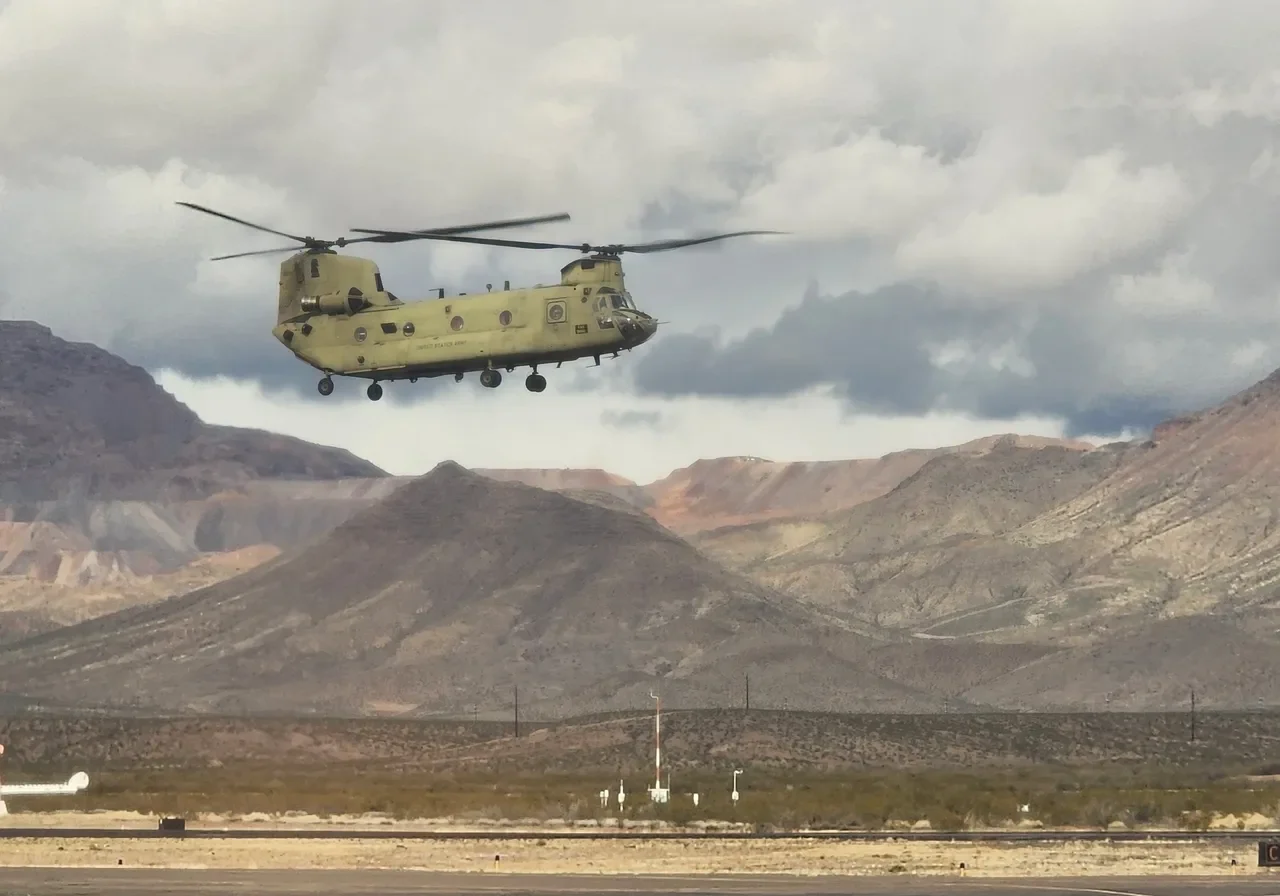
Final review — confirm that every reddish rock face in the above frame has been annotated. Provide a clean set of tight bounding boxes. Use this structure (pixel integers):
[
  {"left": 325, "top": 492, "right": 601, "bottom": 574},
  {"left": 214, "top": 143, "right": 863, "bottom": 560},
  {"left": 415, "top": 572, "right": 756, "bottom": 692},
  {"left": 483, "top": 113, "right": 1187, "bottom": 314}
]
[{"left": 639, "top": 434, "right": 1095, "bottom": 534}]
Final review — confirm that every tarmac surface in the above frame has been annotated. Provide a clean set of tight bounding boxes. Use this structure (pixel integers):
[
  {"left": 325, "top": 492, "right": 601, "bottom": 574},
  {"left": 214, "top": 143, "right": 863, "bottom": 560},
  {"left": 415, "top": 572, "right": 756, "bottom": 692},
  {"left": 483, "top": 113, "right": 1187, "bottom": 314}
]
[
  {"left": 1, "top": 870, "right": 1279, "bottom": 896},
  {"left": 2, "top": 827, "right": 1277, "bottom": 841}
]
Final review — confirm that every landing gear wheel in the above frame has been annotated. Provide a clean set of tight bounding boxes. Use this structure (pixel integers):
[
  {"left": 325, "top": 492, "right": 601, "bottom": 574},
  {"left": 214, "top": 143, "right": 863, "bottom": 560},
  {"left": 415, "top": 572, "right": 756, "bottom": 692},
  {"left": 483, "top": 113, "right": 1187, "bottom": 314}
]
[
  {"left": 525, "top": 373, "right": 547, "bottom": 392},
  {"left": 367, "top": 382, "right": 383, "bottom": 401},
  {"left": 480, "top": 369, "right": 502, "bottom": 388},
  {"left": 317, "top": 376, "right": 334, "bottom": 396}
]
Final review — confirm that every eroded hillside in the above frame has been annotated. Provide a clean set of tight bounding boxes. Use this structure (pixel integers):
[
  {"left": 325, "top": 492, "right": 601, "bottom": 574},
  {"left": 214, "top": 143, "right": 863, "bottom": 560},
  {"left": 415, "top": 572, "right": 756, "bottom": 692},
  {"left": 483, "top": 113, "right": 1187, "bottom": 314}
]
[{"left": 0, "top": 462, "right": 948, "bottom": 717}]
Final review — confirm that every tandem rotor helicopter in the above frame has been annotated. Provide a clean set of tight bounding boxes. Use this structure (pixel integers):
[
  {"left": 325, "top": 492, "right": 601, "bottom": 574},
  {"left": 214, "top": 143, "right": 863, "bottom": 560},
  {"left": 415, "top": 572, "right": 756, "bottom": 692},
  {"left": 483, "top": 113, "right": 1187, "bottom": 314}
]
[{"left": 178, "top": 201, "right": 781, "bottom": 399}]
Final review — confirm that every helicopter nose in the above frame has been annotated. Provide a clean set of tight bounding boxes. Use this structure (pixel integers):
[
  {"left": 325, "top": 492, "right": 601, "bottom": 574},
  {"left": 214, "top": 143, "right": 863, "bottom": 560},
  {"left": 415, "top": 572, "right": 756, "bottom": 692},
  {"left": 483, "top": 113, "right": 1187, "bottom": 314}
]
[{"left": 620, "top": 315, "right": 658, "bottom": 346}]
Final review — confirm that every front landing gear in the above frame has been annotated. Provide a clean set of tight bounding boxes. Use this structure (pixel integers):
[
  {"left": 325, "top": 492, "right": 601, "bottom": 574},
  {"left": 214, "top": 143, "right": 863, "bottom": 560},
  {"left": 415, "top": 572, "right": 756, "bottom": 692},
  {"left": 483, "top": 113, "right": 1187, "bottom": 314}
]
[
  {"left": 367, "top": 382, "right": 383, "bottom": 401},
  {"left": 317, "top": 376, "right": 334, "bottom": 396},
  {"left": 480, "top": 368, "right": 502, "bottom": 388},
  {"left": 525, "top": 373, "right": 546, "bottom": 392}
]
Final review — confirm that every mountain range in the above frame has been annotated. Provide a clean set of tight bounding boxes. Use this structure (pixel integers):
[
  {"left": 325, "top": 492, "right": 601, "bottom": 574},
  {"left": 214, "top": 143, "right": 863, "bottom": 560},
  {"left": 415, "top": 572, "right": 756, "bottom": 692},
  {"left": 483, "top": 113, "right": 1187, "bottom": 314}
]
[{"left": 1, "top": 318, "right": 1279, "bottom": 715}]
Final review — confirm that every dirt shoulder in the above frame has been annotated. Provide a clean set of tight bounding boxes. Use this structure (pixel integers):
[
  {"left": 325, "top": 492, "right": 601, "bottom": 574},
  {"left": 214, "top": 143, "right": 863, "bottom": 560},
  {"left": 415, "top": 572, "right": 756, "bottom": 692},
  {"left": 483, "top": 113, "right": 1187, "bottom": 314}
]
[{"left": 0, "top": 836, "right": 1266, "bottom": 877}]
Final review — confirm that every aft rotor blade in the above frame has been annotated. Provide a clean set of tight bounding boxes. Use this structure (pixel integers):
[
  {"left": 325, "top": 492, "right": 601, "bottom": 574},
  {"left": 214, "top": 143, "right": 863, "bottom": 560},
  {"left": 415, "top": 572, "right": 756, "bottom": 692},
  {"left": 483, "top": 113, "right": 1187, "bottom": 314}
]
[
  {"left": 176, "top": 201, "right": 310, "bottom": 244},
  {"left": 619, "top": 231, "right": 786, "bottom": 253}
]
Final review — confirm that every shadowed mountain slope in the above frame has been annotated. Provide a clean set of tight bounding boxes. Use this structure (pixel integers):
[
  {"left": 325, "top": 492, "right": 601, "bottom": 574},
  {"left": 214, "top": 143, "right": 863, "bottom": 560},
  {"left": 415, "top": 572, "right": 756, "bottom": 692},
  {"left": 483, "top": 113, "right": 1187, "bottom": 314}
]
[
  {"left": 963, "top": 615, "right": 1280, "bottom": 710},
  {"left": 0, "top": 320, "right": 393, "bottom": 634},
  {"left": 0, "top": 320, "right": 382, "bottom": 500}
]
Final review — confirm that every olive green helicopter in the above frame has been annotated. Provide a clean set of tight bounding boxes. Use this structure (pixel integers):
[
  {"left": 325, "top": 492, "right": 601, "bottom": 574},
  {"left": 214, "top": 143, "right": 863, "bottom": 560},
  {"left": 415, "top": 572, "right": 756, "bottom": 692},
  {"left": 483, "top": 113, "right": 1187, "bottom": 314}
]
[{"left": 177, "top": 201, "right": 780, "bottom": 399}]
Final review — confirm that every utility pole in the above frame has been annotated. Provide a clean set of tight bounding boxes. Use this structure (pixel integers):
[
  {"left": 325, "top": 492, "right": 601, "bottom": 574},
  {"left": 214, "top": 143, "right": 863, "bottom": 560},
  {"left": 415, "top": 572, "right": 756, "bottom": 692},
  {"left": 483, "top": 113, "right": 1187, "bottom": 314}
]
[
  {"left": 745, "top": 673, "right": 750, "bottom": 713},
  {"left": 514, "top": 684, "right": 520, "bottom": 738},
  {"left": 1190, "top": 687, "right": 1196, "bottom": 742}
]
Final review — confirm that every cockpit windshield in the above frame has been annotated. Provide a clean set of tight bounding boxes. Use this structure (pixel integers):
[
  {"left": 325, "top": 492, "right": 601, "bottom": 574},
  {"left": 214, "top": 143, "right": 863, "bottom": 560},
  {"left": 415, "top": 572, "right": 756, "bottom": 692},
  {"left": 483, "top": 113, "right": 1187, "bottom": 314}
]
[{"left": 596, "top": 286, "right": 635, "bottom": 312}]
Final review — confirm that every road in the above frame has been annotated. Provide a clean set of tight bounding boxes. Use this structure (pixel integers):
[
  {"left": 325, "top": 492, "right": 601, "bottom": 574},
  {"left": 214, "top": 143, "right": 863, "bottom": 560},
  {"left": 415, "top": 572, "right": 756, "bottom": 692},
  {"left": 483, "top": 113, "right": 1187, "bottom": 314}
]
[
  {"left": 2, "top": 870, "right": 1279, "bottom": 896},
  {"left": 0, "top": 827, "right": 1277, "bottom": 841}
]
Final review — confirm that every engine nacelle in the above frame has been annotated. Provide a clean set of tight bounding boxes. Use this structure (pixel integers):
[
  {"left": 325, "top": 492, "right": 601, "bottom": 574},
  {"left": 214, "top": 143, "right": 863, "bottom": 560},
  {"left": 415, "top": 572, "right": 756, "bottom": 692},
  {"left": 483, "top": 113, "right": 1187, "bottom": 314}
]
[{"left": 299, "top": 288, "right": 373, "bottom": 316}]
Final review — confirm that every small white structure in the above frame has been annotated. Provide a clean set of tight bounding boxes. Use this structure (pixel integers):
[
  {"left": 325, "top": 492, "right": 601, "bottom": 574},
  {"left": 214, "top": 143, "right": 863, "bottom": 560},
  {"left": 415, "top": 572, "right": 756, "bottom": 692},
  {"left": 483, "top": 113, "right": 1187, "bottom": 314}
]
[
  {"left": 692, "top": 793, "right": 700, "bottom": 807},
  {"left": 599, "top": 789, "right": 610, "bottom": 807},
  {"left": 732, "top": 768, "right": 743, "bottom": 805},
  {"left": 616, "top": 779, "right": 626, "bottom": 809},
  {"left": 648, "top": 690, "right": 669, "bottom": 803},
  {"left": 0, "top": 744, "right": 90, "bottom": 816}
]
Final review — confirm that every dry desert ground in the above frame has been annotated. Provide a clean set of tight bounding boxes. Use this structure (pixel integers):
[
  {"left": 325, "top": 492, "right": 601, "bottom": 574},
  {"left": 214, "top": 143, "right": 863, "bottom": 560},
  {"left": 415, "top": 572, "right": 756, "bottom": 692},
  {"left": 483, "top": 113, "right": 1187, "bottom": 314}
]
[{"left": 0, "top": 812, "right": 1270, "bottom": 877}]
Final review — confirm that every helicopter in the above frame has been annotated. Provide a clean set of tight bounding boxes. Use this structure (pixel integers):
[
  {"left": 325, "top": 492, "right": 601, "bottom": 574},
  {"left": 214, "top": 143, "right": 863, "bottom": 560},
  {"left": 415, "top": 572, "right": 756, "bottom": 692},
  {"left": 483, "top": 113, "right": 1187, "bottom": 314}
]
[{"left": 178, "top": 201, "right": 780, "bottom": 399}]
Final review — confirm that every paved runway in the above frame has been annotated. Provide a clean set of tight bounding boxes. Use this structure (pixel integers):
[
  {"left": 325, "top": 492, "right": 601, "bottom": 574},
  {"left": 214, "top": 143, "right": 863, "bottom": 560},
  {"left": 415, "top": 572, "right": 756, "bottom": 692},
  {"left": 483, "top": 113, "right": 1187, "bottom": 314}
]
[{"left": 1, "top": 870, "right": 1278, "bottom": 896}]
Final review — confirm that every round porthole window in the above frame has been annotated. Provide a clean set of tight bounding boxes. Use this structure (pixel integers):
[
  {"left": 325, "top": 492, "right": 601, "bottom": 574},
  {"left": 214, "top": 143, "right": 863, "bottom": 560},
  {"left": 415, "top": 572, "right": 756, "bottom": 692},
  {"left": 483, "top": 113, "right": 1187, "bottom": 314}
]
[
  {"left": 403, "top": 322, "right": 415, "bottom": 336},
  {"left": 450, "top": 315, "right": 464, "bottom": 331},
  {"left": 499, "top": 310, "right": 512, "bottom": 326},
  {"left": 354, "top": 327, "right": 367, "bottom": 342}
]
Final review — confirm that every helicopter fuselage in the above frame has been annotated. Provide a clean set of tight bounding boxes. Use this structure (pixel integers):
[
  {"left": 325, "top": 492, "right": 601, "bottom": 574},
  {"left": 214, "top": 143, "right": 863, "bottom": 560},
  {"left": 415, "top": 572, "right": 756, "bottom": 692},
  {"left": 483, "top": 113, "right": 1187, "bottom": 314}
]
[
  {"left": 175, "top": 199, "right": 774, "bottom": 399},
  {"left": 271, "top": 251, "right": 658, "bottom": 395}
]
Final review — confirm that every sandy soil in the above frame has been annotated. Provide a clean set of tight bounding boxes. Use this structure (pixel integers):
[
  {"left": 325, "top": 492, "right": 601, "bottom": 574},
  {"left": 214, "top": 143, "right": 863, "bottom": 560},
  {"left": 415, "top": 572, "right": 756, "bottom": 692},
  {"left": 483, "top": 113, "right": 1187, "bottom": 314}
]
[{"left": 0, "top": 836, "right": 1266, "bottom": 877}]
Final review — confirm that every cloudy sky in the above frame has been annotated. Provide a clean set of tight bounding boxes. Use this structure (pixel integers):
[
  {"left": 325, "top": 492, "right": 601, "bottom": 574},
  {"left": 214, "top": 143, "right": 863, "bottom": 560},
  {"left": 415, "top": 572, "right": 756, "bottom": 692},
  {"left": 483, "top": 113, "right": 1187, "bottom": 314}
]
[{"left": 3, "top": 0, "right": 1280, "bottom": 483}]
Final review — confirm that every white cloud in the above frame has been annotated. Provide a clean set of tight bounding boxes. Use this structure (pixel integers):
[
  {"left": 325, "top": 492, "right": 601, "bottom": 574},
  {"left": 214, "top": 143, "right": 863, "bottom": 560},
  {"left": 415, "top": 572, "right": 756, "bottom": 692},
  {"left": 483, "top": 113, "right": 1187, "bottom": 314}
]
[
  {"left": 1110, "top": 250, "right": 1216, "bottom": 315},
  {"left": 895, "top": 152, "right": 1193, "bottom": 292},
  {"left": 155, "top": 369, "right": 1072, "bottom": 484},
  {"left": 3, "top": 0, "right": 1280, "bottom": 468},
  {"left": 733, "top": 132, "right": 954, "bottom": 241}
]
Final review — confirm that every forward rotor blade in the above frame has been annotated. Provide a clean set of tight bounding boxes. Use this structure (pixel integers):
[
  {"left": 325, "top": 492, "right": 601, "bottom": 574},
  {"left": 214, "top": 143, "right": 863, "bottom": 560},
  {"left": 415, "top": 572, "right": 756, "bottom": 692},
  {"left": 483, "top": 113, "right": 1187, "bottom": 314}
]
[
  {"left": 358, "top": 212, "right": 572, "bottom": 243},
  {"left": 345, "top": 227, "right": 785, "bottom": 254},
  {"left": 210, "top": 245, "right": 312, "bottom": 261},
  {"left": 347, "top": 228, "right": 590, "bottom": 251},
  {"left": 176, "top": 201, "right": 310, "bottom": 244}
]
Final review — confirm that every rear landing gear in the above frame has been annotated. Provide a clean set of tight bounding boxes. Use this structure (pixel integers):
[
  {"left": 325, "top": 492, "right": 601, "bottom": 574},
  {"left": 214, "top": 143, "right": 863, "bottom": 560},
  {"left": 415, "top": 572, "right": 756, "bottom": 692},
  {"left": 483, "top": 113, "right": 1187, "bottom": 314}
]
[
  {"left": 367, "top": 382, "right": 382, "bottom": 401},
  {"left": 525, "top": 373, "right": 546, "bottom": 392},
  {"left": 317, "top": 376, "right": 334, "bottom": 396},
  {"left": 480, "top": 368, "right": 502, "bottom": 388}
]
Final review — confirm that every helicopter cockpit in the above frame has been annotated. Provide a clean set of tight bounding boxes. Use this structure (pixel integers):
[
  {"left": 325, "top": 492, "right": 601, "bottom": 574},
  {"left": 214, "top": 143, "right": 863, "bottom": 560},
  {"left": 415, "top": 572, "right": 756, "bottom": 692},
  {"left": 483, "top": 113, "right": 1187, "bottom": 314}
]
[
  {"left": 592, "top": 286, "right": 656, "bottom": 345},
  {"left": 595, "top": 286, "right": 635, "bottom": 310}
]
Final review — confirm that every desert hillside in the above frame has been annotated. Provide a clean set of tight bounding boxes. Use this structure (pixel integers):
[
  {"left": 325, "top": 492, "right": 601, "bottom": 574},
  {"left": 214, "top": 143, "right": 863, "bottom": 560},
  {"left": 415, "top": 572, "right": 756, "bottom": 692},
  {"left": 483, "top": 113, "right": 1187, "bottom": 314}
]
[
  {"left": 1009, "top": 367, "right": 1280, "bottom": 620},
  {"left": 9, "top": 321, "right": 1280, "bottom": 712},
  {"left": 640, "top": 434, "right": 1095, "bottom": 534},
  {"left": 0, "top": 321, "right": 383, "bottom": 498},
  {"left": 687, "top": 366, "right": 1280, "bottom": 709},
  {"left": 0, "top": 320, "right": 1099, "bottom": 638},
  {"left": 0, "top": 462, "right": 950, "bottom": 717},
  {"left": 0, "top": 320, "right": 401, "bottom": 638},
  {"left": 696, "top": 437, "right": 1134, "bottom": 629}
]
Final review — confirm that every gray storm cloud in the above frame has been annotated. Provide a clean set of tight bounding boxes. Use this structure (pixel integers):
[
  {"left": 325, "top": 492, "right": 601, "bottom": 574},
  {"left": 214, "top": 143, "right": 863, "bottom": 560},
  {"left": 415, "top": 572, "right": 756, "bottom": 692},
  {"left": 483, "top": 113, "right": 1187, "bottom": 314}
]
[{"left": 2, "top": 0, "right": 1280, "bottom": 432}]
